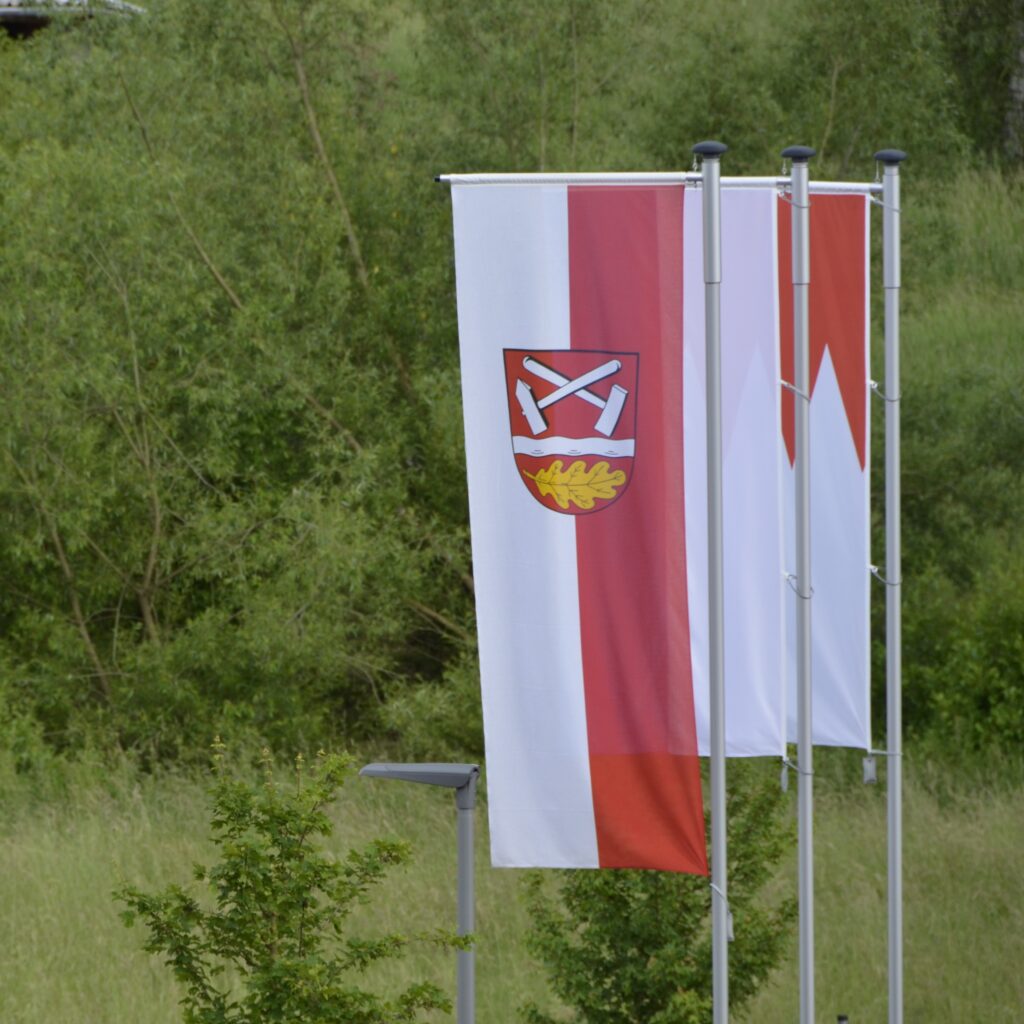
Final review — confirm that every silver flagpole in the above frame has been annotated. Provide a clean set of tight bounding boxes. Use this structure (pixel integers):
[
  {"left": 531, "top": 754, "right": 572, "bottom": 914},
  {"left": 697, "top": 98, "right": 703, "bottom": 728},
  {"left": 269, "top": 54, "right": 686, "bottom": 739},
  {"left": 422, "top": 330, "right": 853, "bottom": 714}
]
[
  {"left": 693, "top": 138, "right": 729, "bottom": 1024},
  {"left": 875, "top": 147, "right": 906, "bottom": 1024},
  {"left": 782, "top": 143, "right": 816, "bottom": 1024}
]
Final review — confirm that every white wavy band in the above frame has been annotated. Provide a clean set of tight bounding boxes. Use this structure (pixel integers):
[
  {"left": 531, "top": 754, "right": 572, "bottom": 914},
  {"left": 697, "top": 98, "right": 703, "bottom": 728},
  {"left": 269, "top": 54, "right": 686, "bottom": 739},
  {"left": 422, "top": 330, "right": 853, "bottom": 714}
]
[{"left": 512, "top": 436, "right": 635, "bottom": 458}]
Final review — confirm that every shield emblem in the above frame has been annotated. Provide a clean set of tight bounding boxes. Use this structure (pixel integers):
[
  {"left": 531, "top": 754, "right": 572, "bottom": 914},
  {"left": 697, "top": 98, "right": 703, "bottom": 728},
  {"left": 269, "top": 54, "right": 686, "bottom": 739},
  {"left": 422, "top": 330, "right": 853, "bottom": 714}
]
[{"left": 504, "top": 349, "right": 638, "bottom": 515}]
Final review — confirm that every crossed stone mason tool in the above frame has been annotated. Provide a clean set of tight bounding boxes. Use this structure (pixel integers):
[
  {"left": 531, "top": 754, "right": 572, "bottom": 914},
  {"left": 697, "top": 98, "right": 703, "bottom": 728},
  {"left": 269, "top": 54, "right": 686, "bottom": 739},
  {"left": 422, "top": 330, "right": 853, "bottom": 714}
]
[{"left": 514, "top": 355, "right": 628, "bottom": 437}]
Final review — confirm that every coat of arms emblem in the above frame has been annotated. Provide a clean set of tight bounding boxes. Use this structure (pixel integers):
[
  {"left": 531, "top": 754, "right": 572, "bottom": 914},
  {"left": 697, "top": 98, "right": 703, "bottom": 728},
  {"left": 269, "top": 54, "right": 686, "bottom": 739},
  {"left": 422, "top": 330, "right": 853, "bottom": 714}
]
[{"left": 503, "top": 349, "right": 638, "bottom": 515}]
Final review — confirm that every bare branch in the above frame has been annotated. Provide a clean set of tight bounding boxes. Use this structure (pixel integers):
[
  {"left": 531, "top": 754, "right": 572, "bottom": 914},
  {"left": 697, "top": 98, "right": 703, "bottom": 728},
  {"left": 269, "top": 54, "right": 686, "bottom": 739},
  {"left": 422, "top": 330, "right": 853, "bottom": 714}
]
[
  {"left": 119, "top": 74, "right": 246, "bottom": 312},
  {"left": 143, "top": 409, "right": 228, "bottom": 498},
  {"left": 818, "top": 58, "right": 845, "bottom": 166},
  {"left": 405, "top": 598, "right": 472, "bottom": 643},
  {"left": 116, "top": 77, "right": 364, "bottom": 453},
  {"left": 6, "top": 453, "right": 112, "bottom": 702},
  {"left": 265, "top": 1, "right": 417, "bottom": 404}
]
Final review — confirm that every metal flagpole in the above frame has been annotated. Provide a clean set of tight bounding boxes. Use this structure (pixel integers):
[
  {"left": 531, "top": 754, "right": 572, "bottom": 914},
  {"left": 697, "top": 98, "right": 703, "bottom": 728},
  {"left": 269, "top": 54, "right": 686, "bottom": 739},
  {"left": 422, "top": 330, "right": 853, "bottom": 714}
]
[
  {"left": 693, "top": 138, "right": 729, "bottom": 1024},
  {"left": 875, "top": 147, "right": 906, "bottom": 1024},
  {"left": 782, "top": 143, "right": 816, "bottom": 1024}
]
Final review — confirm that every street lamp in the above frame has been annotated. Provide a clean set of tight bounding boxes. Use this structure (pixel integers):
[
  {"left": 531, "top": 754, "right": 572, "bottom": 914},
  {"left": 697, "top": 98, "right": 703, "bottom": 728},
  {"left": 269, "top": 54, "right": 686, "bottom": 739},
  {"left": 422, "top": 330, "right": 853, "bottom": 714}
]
[{"left": 359, "top": 762, "right": 480, "bottom": 1024}]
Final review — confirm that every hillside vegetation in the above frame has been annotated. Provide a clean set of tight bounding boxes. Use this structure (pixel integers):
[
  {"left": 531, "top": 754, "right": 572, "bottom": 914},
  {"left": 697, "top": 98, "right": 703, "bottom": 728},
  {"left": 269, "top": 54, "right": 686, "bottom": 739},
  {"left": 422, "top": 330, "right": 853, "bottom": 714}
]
[
  {"left": 1, "top": 0, "right": 1021, "bottom": 764},
  {"left": 1, "top": 3, "right": 1023, "bottom": 1019}
]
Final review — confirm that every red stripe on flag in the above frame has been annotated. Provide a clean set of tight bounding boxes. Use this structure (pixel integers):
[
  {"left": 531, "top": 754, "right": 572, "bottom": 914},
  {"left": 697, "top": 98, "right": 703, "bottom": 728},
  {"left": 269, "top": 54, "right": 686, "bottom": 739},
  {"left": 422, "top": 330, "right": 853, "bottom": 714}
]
[
  {"left": 778, "top": 194, "right": 868, "bottom": 467},
  {"left": 568, "top": 186, "right": 707, "bottom": 874}
]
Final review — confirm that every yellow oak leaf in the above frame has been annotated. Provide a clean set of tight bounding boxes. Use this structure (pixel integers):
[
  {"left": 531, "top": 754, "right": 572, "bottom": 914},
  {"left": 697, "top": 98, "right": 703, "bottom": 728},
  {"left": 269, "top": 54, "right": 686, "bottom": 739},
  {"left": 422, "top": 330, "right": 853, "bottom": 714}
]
[{"left": 523, "top": 459, "right": 626, "bottom": 511}]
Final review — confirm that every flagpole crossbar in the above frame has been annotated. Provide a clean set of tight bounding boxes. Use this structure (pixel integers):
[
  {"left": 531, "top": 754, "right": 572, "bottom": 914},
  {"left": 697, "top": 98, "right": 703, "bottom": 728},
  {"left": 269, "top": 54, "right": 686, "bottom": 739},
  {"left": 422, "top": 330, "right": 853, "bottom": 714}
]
[{"left": 438, "top": 172, "right": 882, "bottom": 195}]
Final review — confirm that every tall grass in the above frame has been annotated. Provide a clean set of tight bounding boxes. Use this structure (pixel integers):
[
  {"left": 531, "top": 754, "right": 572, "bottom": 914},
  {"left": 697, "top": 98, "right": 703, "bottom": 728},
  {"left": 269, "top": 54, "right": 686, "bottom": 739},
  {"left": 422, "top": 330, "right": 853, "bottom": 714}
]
[
  {"left": 0, "top": 756, "right": 555, "bottom": 1024},
  {"left": 743, "top": 758, "right": 1024, "bottom": 1022},
  {"left": 1, "top": 753, "right": 1022, "bottom": 1023}
]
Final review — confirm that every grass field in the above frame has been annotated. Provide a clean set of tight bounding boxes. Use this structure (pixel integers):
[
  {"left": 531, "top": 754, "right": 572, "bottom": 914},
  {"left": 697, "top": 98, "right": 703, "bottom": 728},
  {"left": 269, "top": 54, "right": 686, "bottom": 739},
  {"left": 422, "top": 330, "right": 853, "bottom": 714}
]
[{"left": 1, "top": 753, "right": 1021, "bottom": 1023}]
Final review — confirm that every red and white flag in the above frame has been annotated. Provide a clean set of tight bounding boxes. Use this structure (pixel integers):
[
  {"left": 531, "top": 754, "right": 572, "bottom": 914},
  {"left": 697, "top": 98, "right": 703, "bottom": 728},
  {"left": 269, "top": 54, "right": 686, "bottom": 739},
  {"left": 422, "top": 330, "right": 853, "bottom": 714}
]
[
  {"left": 451, "top": 183, "right": 786, "bottom": 871},
  {"left": 778, "top": 193, "right": 872, "bottom": 750}
]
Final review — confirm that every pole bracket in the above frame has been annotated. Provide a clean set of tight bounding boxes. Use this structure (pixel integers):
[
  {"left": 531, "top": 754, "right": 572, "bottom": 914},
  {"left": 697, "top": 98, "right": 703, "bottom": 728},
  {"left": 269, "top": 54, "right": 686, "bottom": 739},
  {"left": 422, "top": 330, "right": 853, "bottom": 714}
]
[{"left": 870, "top": 564, "right": 902, "bottom": 587}]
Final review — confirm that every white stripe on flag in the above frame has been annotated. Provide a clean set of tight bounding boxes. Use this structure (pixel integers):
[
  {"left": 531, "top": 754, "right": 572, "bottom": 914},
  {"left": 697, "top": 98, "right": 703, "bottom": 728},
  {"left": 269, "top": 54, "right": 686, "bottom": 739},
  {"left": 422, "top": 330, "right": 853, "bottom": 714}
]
[
  {"left": 685, "top": 188, "right": 787, "bottom": 757},
  {"left": 453, "top": 185, "right": 600, "bottom": 867}
]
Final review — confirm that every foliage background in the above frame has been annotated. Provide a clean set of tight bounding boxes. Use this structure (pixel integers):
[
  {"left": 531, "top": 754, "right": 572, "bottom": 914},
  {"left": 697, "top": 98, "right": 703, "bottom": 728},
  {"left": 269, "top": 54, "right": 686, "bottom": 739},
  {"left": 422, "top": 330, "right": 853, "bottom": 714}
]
[
  {"left": 1, "top": 1, "right": 1023, "bottom": 1021},
  {"left": 2, "top": 0, "right": 1021, "bottom": 764}
]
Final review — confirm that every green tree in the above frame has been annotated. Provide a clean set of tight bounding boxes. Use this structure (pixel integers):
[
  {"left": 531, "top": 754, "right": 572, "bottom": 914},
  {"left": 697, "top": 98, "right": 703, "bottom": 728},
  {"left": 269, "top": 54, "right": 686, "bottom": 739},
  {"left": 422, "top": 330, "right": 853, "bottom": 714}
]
[
  {"left": 521, "top": 763, "right": 795, "bottom": 1024},
  {"left": 782, "top": 0, "right": 967, "bottom": 179},
  {"left": 941, "top": 0, "right": 1024, "bottom": 163},
  {"left": 116, "top": 747, "right": 454, "bottom": 1023},
  {"left": 0, "top": 1, "right": 473, "bottom": 757}
]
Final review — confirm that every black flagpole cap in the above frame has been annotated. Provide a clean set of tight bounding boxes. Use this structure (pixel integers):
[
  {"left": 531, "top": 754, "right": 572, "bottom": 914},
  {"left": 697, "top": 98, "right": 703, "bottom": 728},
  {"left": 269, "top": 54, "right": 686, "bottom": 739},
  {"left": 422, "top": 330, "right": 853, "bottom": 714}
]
[
  {"left": 692, "top": 140, "right": 728, "bottom": 158},
  {"left": 874, "top": 149, "right": 907, "bottom": 165},
  {"left": 781, "top": 145, "right": 816, "bottom": 163}
]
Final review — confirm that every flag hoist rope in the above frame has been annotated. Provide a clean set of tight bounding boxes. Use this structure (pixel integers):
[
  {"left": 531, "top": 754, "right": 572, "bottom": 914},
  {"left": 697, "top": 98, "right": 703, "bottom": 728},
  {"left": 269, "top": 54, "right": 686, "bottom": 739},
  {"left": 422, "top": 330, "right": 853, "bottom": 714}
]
[{"left": 693, "top": 140, "right": 729, "bottom": 1024}]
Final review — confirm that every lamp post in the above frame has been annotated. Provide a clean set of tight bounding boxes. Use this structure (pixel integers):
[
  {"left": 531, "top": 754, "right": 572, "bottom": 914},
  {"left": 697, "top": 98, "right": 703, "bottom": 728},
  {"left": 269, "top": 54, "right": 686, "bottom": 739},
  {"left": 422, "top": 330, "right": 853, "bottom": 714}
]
[{"left": 359, "top": 762, "right": 480, "bottom": 1024}]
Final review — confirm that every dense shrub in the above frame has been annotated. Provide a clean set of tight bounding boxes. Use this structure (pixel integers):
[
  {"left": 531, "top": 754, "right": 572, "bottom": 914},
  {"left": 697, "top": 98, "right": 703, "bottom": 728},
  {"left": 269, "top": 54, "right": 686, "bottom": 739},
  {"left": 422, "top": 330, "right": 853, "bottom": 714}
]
[
  {"left": 521, "top": 762, "right": 796, "bottom": 1023},
  {"left": 0, "top": 0, "right": 1021, "bottom": 761}
]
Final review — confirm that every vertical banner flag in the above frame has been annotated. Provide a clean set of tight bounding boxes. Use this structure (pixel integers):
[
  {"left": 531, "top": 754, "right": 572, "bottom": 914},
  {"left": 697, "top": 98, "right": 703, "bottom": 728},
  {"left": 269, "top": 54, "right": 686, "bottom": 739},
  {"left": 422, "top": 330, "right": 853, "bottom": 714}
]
[
  {"left": 451, "top": 183, "right": 786, "bottom": 872},
  {"left": 779, "top": 192, "right": 872, "bottom": 749},
  {"left": 454, "top": 184, "right": 705, "bottom": 873},
  {"left": 684, "top": 188, "right": 787, "bottom": 758}
]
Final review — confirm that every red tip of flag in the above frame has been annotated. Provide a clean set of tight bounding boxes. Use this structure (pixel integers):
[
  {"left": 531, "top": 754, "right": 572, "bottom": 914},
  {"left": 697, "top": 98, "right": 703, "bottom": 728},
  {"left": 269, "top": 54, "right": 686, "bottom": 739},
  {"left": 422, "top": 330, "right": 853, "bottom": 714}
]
[{"left": 777, "top": 194, "right": 868, "bottom": 470}]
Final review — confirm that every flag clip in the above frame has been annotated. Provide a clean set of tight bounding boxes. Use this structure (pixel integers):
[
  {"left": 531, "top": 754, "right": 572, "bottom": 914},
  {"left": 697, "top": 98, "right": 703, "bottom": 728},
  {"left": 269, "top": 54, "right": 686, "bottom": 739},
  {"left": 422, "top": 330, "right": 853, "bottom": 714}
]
[
  {"left": 709, "top": 883, "right": 735, "bottom": 942},
  {"left": 869, "top": 195, "right": 902, "bottom": 214},
  {"left": 776, "top": 187, "right": 810, "bottom": 211},
  {"left": 869, "top": 564, "right": 902, "bottom": 587},
  {"left": 863, "top": 755, "right": 878, "bottom": 784},
  {"left": 784, "top": 573, "right": 813, "bottom": 599},
  {"left": 780, "top": 379, "right": 810, "bottom": 402},
  {"left": 869, "top": 380, "right": 901, "bottom": 403}
]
